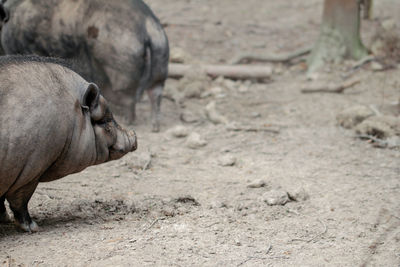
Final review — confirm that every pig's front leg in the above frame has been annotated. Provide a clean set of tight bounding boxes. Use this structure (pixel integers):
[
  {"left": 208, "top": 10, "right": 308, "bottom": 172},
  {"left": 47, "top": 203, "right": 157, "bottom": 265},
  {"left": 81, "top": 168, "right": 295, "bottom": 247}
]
[
  {"left": 6, "top": 179, "right": 39, "bottom": 232},
  {"left": 0, "top": 195, "right": 11, "bottom": 223}
]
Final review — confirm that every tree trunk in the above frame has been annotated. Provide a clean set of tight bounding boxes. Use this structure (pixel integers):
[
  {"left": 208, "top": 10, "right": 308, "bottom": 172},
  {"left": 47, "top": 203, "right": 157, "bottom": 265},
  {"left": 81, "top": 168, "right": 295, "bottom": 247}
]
[{"left": 307, "top": 0, "right": 368, "bottom": 73}]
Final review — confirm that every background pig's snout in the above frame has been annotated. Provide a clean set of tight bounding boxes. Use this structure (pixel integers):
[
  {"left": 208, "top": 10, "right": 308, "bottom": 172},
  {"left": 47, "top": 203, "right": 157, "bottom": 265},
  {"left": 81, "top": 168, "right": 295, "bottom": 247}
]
[{"left": 128, "top": 130, "right": 137, "bottom": 151}]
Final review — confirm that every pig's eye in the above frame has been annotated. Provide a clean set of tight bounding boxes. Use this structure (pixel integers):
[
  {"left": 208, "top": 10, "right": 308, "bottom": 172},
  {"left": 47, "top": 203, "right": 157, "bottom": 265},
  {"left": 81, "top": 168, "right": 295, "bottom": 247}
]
[{"left": 95, "top": 118, "right": 108, "bottom": 126}]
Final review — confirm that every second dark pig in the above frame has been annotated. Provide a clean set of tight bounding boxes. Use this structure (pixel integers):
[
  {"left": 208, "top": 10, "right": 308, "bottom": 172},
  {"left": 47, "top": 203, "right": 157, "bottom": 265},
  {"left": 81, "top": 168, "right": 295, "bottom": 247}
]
[{"left": 0, "top": 0, "right": 169, "bottom": 132}]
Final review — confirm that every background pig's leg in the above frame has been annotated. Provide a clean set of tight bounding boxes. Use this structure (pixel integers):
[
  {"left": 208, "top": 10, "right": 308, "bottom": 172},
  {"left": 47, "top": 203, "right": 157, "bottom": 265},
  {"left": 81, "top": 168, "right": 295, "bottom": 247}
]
[
  {"left": 6, "top": 180, "right": 39, "bottom": 232},
  {"left": 0, "top": 195, "right": 11, "bottom": 223},
  {"left": 147, "top": 84, "right": 163, "bottom": 132},
  {"left": 101, "top": 88, "right": 136, "bottom": 125}
]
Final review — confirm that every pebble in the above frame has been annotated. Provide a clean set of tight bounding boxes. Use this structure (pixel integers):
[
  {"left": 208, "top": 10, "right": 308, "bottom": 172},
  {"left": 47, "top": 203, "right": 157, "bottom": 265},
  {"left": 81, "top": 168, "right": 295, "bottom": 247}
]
[
  {"left": 180, "top": 110, "right": 200, "bottom": 123},
  {"left": 186, "top": 132, "right": 207, "bottom": 149},
  {"left": 251, "top": 112, "right": 261, "bottom": 118},
  {"left": 222, "top": 79, "right": 238, "bottom": 91},
  {"left": 167, "top": 125, "right": 189, "bottom": 138},
  {"left": 205, "top": 101, "right": 228, "bottom": 124},
  {"left": 287, "top": 187, "right": 309, "bottom": 201},
  {"left": 371, "top": 62, "right": 384, "bottom": 71},
  {"left": 355, "top": 115, "right": 398, "bottom": 138},
  {"left": 386, "top": 136, "right": 400, "bottom": 148},
  {"left": 169, "top": 47, "right": 192, "bottom": 63},
  {"left": 247, "top": 179, "right": 267, "bottom": 188},
  {"left": 261, "top": 190, "right": 289, "bottom": 206},
  {"left": 238, "top": 84, "right": 249, "bottom": 93},
  {"left": 218, "top": 154, "right": 236, "bottom": 166},
  {"left": 381, "top": 18, "right": 396, "bottom": 31},
  {"left": 336, "top": 105, "right": 375, "bottom": 129}
]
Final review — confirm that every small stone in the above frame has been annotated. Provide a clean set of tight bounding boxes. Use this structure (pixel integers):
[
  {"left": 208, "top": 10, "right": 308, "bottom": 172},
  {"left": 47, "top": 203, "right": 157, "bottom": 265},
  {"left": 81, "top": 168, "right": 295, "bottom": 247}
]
[
  {"left": 180, "top": 110, "right": 200, "bottom": 123},
  {"left": 386, "top": 136, "right": 400, "bottom": 148},
  {"left": 178, "top": 72, "right": 210, "bottom": 99},
  {"left": 370, "top": 39, "right": 385, "bottom": 56},
  {"left": 205, "top": 101, "right": 229, "bottom": 125},
  {"left": 162, "top": 207, "right": 176, "bottom": 217},
  {"left": 186, "top": 132, "right": 207, "bottom": 149},
  {"left": 287, "top": 188, "right": 309, "bottom": 201},
  {"left": 184, "top": 80, "right": 205, "bottom": 98},
  {"left": 210, "top": 86, "right": 223, "bottom": 95},
  {"left": 381, "top": 18, "right": 396, "bottom": 31},
  {"left": 247, "top": 179, "right": 267, "bottom": 188},
  {"left": 210, "top": 200, "right": 228, "bottom": 209},
  {"left": 235, "top": 240, "right": 242, "bottom": 246},
  {"left": 371, "top": 62, "right": 384, "bottom": 71},
  {"left": 168, "top": 125, "right": 189, "bottom": 138},
  {"left": 336, "top": 105, "right": 375, "bottom": 129},
  {"left": 238, "top": 84, "right": 249, "bottom": 93},
  {"left": 200, "top": 91, "right": 212, "bottom": 98},
  {"left": 164, "top": 80, "right": 184, "bottom": 104},
  {"left": 262, "top": 190, "right": 289, "bottom": 206},
  {"left": 222, "top": 79, "right": 238, "bottom": 91},
  {"left": 251, "top": 112, "right": 261, "bottom": 118},
  {"left": 170, "top": 47, "right": 192, "bottom": 63},
  {"left": 218, "top": 154, "right": 236, "bottom": 166},
  {"left": 306, "top": 72, "right": 319, "bottom": 81},
  {"left": 355, "top": 115, "right": 399, "bottom": 139}
]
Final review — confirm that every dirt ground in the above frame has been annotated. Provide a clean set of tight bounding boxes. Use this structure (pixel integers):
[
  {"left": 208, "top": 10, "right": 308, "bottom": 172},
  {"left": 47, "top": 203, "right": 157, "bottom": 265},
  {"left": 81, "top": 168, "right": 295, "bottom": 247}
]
[{"left": 1, "top": 0, "right": 400, "bottom": 266}]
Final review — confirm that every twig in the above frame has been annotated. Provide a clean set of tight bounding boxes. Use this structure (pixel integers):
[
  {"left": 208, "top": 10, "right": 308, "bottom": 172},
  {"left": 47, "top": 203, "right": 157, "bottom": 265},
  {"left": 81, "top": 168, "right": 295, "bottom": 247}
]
[
  {"left": 237, "top": 256, "right": 268, "bottom": 267},
  {"left": 291, "top": 219, "right": 327, "bottom": 243},
  {"left": 342, "top": 55, "right": 375, "bottom": 79},
  {"left": 142, "top": 156, "right": 152, "bottom": 171},
  {"left": 301, "top": 79, "right": 360, "bottom": 94},
  {"left": 226, "top": 124, "right": 280, "bottom": 134},
  {"left": 265, "top": 244, "right": 272, "bottom": 254},
  {"left": 356, "top": 134, "right": 388, "bottom": 147},
  {"left": 205, "top": 222, "right": 219, "bottom": 228},
  {"left": 144, "top": 217, "right": 166, "bottom": 232},
  {"left": 230, "top": 46, "right": 312, "bottom": 65},
  {"left": 351, "top": 55, "right": 375, "bottom": 70}
]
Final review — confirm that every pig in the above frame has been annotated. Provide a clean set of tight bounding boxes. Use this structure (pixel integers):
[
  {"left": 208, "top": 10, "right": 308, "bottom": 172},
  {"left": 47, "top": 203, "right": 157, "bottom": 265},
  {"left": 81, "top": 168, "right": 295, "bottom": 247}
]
[
  {"left": 0, "top": 0, "right": 169, "bottom": 132},
  {"left": 0, "top": 55, "right": 137, "bottom": 232}
]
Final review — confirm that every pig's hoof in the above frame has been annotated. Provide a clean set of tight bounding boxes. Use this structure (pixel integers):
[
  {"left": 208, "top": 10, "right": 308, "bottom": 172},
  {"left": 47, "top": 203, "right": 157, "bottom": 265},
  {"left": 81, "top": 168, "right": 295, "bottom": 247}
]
[
  {"left": 0, "top": 212, "right": 11, "bottom": 223},
  {"left": 16, "top": 220, "right": 39, "bottom": 233}
]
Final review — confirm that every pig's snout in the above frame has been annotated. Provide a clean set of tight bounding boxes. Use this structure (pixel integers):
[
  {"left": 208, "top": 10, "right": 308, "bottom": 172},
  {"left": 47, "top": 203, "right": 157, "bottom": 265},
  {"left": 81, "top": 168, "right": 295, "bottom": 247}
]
[
  {"left": 109, "top": 128, "right": 137, "bottom": 161},
  {"left": 127, "top": 130, "right": 138, "bottom": 152}
]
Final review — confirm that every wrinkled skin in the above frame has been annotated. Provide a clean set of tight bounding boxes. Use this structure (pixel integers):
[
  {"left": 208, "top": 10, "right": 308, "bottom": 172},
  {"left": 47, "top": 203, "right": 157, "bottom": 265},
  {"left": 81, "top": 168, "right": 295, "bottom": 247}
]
[
  {"left": 0, "top": 55, "right": 137, "bottom": 232},
  {"left": 0, "top": 0, "right": 169, "bottom": 132}
]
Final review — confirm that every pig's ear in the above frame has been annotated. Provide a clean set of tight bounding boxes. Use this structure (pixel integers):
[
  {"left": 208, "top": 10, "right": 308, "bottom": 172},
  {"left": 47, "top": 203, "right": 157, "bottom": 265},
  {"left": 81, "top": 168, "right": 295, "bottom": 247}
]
[{"left": 82, "top": 83, "right": 100, "bottom": 112}]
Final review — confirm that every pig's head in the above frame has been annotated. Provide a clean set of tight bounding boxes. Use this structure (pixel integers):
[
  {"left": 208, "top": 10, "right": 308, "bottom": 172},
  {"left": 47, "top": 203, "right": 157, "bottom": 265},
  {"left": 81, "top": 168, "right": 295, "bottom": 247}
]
[{"left": 82, "top": 83, "right": 137, "bottom": 164}]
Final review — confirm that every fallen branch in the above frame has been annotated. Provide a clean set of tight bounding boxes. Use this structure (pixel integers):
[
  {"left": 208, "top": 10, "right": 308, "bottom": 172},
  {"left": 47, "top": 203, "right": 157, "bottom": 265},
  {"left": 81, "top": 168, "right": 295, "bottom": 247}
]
[
  {"left": 230, "top": 46, "right": 312, "bottom": 65},
  {"left": 301, "top": 79, "right": 360, "bottom": 94},
  {"left": 168, "top": 63, "right": 272, "bottom": 80}
]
